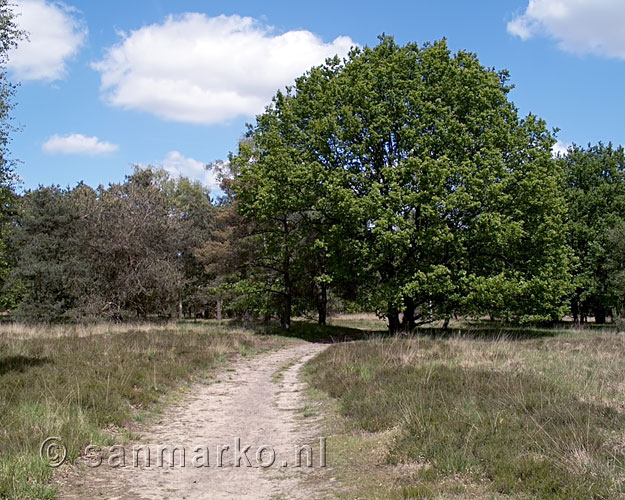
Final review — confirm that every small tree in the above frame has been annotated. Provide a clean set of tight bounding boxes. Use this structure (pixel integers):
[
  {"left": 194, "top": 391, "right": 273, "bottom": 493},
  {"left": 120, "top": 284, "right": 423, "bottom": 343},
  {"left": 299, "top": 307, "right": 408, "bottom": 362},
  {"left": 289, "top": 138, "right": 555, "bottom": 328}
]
[
  {"left": 84, "top": 168, "right": 187, "bottom": 319},
  {"left": 10, "top": 186, "right": 92, "bottom": 322}
]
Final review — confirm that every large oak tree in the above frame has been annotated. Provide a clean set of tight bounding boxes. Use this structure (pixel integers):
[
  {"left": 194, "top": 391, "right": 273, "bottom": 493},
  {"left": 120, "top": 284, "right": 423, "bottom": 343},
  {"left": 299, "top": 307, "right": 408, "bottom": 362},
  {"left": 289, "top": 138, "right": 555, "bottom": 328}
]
[{"left": 234, "top": 37, "right": 572, "bottom": 331}]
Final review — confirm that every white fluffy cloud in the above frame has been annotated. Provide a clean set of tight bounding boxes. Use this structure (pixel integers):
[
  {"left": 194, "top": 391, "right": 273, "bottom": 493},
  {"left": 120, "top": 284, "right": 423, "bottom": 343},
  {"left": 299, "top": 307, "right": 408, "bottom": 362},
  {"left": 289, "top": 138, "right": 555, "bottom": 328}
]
[
  {"left": 8, "top": 0, "right": 86, "bottom": 81},
  {"left": 160, "top": 151, "right": 219, "bottom": 190},
  {"left": 552, "top": 140, "right": 571, "bottom": 157},
  {"left": 508, "top": 0, "right": 625, "bottom": 59},
  {"left": 42, "top": 134, "right": 118, "bottom": 155},
  {"left": 92, "top": 14, "right": 355, "bottom": 124}
]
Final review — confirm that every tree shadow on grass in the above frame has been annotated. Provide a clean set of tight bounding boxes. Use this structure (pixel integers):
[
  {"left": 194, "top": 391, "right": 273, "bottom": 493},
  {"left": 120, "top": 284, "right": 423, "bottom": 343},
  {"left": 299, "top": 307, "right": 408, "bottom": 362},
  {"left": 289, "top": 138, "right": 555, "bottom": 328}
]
[
  {"left": 0, "top": 355, "right": 51, "bottom": 375},
  {"left": 233, "top": 312, "right": 620, "bottom": 344},
  {"left": 260, "top": 321, "right": 388, "bottom": 343},
  {"left": 413, "top": 326, "right": 563, "bottom": 341},
  {"left": 259, "top": 320, "right": 607, "bottom": 343},
  {"left": 415, "top": 321, "right": 619, "bottom": 341}
]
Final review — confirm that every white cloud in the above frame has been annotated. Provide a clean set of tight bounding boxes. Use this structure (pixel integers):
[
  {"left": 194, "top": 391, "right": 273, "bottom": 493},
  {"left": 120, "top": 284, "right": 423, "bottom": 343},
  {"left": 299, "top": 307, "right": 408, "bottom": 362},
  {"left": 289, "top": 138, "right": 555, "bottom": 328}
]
[
  {"left": 552, "top": 140, "right": 571, "bottom": 157},
  {"left": 8, "top": 0, "right": 86, "bottom": 81},
  {"left": 92, "top": 14, "right": 355, "bottom": 124},
  {"left": 160, "top": 151, "right": 219, "bottom": 190},
  {"left": 42, "top": 133, "right": 118, "bottom": 155},
  {"left": 508, "top": 0, "right": 625, "bottom": 59}
]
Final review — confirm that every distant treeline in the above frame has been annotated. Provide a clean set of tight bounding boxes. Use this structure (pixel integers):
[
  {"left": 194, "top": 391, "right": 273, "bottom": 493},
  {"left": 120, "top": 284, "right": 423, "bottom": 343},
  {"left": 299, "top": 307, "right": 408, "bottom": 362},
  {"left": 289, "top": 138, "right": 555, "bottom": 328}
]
[
  {"left": 1, "top": 145, "right": 623, "bottom": 329},
  {"left": 1, "top": 38, "right": 625, "bottom": 329}
]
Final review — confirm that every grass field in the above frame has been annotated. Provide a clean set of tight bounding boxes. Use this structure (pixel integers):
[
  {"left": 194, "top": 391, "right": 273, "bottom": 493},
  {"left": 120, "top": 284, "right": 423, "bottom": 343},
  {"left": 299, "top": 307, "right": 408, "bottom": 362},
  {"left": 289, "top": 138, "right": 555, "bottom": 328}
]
[
  {"left": 0, "top": 321, "right": 288, "bottom": 499},
  {"left": 304, "top": 327, "right": 625, "bottom": 499},
  {"left": 4, "top": 318, "right": 624, "bottom": 499}
]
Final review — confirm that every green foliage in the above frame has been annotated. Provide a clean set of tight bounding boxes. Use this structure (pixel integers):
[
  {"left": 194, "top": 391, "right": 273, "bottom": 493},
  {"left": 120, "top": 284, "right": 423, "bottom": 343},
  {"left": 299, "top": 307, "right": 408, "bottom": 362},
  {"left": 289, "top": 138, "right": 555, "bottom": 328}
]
[
  {"left": 164, "top": 177, "right": 217, "bottom": 317},
  {"left": 9, "top": 168, "right": 213, "bottom": 322},
  {"left": 234, "top": 36, "right": 572, "bottom": 329},
  {"left": 606, "top": 220, "right": 625, "bottom": 319},
  {"left": 563, "top": 143, "right": 625, "bottom": 322},
  {"left": 9, "top": 186, "right": 90, "bottom": 322},
  {"left": 0, "top": 0, "right": 25, "bottom": 309},
  {"left": 0, "top": 0, "right": 22, "bottom": 178}
]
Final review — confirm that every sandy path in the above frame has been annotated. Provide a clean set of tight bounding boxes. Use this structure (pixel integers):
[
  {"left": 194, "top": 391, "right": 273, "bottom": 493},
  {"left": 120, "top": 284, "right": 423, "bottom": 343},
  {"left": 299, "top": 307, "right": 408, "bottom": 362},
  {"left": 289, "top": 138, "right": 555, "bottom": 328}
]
[{"left": 60, "top": 342, "right": 329, "bottom": 500}]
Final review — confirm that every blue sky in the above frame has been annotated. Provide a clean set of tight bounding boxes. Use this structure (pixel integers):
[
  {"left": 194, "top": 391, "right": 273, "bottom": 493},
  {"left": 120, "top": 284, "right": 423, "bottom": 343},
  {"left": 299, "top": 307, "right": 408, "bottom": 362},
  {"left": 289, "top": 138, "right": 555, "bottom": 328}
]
[{"left": 7, "top": 0, "right": 625, "bottom": 191}]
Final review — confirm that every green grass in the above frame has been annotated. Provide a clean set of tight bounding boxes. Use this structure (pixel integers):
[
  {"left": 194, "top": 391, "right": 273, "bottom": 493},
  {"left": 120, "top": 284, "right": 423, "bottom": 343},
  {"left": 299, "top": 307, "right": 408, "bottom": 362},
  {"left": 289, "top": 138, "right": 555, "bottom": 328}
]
[
  {"left": 272, "top": 359, "right": 297, "bottom": 383},
  {"left": 0, "top": 322, "right": 288, "bottom": 499},
  {"left": 304, "top": 332, "right": 625, "bottom": 499}
]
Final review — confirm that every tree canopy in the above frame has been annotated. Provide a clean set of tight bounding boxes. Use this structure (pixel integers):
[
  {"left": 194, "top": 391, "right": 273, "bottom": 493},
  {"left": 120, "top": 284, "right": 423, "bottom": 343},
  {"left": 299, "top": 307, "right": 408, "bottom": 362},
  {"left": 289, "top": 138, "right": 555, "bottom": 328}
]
[
  {"left": 562, "top": 143, "right": 625, "bottom": 323},
  {"left": 233, "top": 37, "right": 572, "bottom": 330}
]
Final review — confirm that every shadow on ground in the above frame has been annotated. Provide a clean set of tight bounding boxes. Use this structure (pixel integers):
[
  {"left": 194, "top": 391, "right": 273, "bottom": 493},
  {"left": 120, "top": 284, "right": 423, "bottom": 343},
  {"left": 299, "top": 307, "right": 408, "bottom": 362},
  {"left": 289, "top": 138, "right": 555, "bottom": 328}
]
[
  {"left": 257, "top": 319, "right": 618, "bottom": 344},
  {"left": 274, "top": 322, "right": 383, "bottom": 343},
  {"left": 0, "top": 355, "right": 51, "bottom": 375}
]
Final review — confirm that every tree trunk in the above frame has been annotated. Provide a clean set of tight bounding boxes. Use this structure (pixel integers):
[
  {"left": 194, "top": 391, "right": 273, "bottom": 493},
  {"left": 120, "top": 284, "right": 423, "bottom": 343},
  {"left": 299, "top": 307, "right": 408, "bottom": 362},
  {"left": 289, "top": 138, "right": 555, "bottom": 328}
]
[
  {"left": 216, "top": 299, "right": 222, "bottom": 321},
  {"left": 388, "top": 306, "right": 400, "bottom": 334},
  {"left": 401, "top": 297, "right": 416, "bottom": 331},
  {"left": 317, "top": 282, "right": 327, "bottom": 326},
  {"left": 281, "top": 292, "right": 291, "bottom": 331},
  {"left": 280, "top": 218, "right": 292, "bottom": 331},
  {"left": 571, "top": 297, "right": 579, "bottom": 324},
  {"left": 594, "top": 305, "right": 606, "bottom": 325},
  {"left": 281, "top": 270, "right": 292, "bottom": 331},
  {"left": 178, "top": 296, "right": 183, "bottom": 319}
]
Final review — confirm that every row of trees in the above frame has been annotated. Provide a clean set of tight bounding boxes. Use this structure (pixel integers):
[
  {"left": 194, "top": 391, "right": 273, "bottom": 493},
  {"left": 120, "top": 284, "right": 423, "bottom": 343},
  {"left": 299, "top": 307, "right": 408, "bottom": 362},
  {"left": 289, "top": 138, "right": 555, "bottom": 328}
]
[
  {"left": 3, "top": 139, "right": 624, "bottom": 327},
  {"left": 0, "top": 27, "right": 623, "bottom": 328},
  {"left": 565, "top": 143, "right": 625, "bottom": 324},
  {"left": 5, "top": 170, "right": 216, "bottom": 322}
]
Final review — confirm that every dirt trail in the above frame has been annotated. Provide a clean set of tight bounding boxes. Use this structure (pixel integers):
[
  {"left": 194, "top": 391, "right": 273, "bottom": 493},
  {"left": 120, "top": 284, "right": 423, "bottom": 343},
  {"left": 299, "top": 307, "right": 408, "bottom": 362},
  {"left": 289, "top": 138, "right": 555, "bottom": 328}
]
[{"left": 60, "top": 342, "right": 329, "bottom": 500}]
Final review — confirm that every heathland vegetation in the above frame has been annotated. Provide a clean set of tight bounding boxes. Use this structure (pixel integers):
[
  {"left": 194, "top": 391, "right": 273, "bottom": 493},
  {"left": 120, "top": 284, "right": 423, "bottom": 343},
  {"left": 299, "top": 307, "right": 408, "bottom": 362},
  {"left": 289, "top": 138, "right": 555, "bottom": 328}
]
[
  {"left": 1, "top": 2, "right": 625, "bottom": 499},
  {"left": 305, "top": 328, "right": 625, "bottom": 499},
  {"left": 0, "top": 322, "right": 290, "bottom": 499}
]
